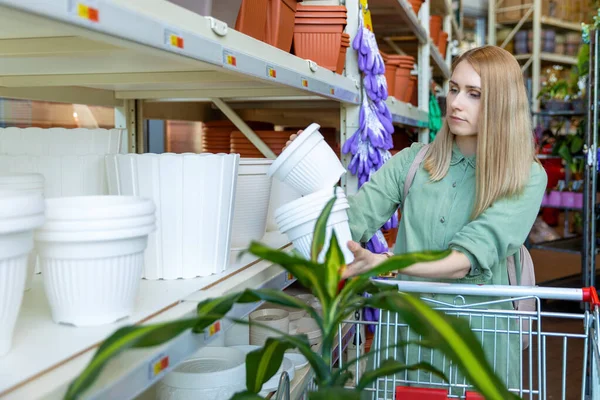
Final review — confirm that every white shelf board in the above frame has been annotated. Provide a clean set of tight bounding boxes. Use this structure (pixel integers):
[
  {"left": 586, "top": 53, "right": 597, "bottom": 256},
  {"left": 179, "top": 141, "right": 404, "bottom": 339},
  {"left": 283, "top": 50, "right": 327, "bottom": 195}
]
[
  {"left": 0, "top": 231, "right": 291, "bottom": 399},
  {"left": 515, "top": 52, "right": 578, "bottom": 66},
  {"left": 0, "top": 0, "right": 360, "bottom": 104},
  {"left": 386, "top": 97, "right": 428, "bottom": 128},
  {"left": 430, "top": 42, "right": 451, "bottom": 79}
]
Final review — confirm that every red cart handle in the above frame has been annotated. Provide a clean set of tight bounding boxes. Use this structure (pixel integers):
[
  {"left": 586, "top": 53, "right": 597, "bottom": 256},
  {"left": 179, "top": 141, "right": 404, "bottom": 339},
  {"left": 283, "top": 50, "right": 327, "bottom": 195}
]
[{"left": 582, "top": 287, "right": 600, "bottom": 307}]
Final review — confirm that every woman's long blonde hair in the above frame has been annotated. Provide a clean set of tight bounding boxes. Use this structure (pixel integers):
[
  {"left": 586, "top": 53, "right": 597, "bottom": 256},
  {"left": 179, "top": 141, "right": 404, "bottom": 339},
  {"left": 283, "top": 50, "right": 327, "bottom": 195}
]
[{"left": 423, "top": 45, "right": 537, "bottom": 218}]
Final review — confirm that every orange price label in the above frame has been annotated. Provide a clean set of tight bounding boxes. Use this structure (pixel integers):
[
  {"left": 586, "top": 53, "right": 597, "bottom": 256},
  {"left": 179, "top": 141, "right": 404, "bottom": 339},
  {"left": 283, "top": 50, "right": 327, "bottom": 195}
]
[
  {"left": 224, "top": 52, "right": 237, "bottom": 67},
  {"left": 73, "top": 2, "right": 99, "bottom": 22},
  {"left": 149, "top": 354, "right": 169, "bottom": 379},
  {"left": 204, "top": 320, "right": 222, "bottom": 341}
]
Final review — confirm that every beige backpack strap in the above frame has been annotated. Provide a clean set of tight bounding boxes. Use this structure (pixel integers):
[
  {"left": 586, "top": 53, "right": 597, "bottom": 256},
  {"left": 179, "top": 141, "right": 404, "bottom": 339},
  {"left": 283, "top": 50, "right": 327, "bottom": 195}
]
[{"left": 403, "top": 145, "right": 430, "bottom": 201}]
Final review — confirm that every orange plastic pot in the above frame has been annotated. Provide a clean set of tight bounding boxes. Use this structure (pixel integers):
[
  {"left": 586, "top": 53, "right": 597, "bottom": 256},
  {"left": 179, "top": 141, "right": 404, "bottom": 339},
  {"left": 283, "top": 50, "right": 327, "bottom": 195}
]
[
  {"left": 410, "top": 76, "right": 418, "bottom": 106},
  {"left": 294, "top": 22, "right": 345, "bottom": 70},
  {"left": 296, "top": 4, "right": 347, "bottom": 12},
  {"left": 438, "top": 31, "right": 449, "bottom": 57},
  {"left": 235, "top": 0, "right": 269, "bottom": 42},
  {"left": 430, "top": 15, "right": 443, "bottom": 45},
  {"left": 266, "top": 0, "right": 297, "bottom": 52}
]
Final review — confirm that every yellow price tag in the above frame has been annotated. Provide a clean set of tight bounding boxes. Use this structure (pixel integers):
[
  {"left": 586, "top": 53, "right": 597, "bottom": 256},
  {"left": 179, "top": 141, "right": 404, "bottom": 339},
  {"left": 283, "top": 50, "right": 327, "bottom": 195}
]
[{"left": 360, "top": 0, "right": 374, "bottom": 32}]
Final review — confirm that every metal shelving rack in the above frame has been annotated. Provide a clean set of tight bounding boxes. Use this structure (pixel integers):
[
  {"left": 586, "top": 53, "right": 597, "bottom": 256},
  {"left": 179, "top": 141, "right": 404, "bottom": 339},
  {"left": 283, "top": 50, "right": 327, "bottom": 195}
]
[
  {"left": 0, "top": 0, "right": 444, "bottom": 399},
  {"left": 487, "top": 0, "right": 582, "bottom": 114}
]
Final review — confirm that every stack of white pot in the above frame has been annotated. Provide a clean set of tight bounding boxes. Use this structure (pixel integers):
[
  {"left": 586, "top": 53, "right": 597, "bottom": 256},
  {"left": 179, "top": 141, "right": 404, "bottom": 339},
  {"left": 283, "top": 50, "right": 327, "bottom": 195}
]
[
  {"left": 35, "top": 196, "right": 156, "bottom": 326},
  {"left": 0, "top": 189, "right": 45, "bottom": 356},
  {"left": 0, "top": 173, "right": 45, "bottom": 291},
  {"left": 268, "top": 123, "right": 354, "bottom": 263}
]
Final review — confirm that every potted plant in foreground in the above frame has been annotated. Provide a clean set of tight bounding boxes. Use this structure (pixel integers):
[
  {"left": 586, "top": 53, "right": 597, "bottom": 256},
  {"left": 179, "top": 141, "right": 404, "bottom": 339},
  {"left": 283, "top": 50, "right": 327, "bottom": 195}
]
[{"left": 63, "top": 195, "right": 519, "bottom": 400}]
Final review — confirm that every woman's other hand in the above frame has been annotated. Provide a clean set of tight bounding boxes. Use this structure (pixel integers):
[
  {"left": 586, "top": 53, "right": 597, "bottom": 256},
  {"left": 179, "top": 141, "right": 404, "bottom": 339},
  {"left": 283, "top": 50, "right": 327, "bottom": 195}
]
[
  {"left": 282, "top": 130, "right": 302, "bottom": 152},
  {"left": 341, "top": 241, "right": 388, "bottom": 279}
]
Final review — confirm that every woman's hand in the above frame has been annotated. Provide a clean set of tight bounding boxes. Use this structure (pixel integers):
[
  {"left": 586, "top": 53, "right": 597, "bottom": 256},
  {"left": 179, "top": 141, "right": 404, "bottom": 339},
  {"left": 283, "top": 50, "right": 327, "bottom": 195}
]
[
  {"left": 282, "top": 130, "right": 302, "bottom": 152},
  {"left": 342, "top": 241, "right": 388, "bottom": 279}
]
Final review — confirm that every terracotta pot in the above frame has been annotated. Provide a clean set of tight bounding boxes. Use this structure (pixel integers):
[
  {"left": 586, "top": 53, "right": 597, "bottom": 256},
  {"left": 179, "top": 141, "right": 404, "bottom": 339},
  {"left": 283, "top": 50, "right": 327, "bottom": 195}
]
[
  {"left": 296, "top": 4, "right": 347, "bottom": 12},
  {"left": 404, "top": 74, "right": 416, "bottom": 103},
  {"left": 408, "top": 0, "right": 424, "bottom": 14},
  {"left": 430, "top": 15, "right": 443, "bottom": 45},
  {"left": 410, "top": 76, "right": 418, "bottom": 106},
  {"left": 336, "top": 45, "right": 348, "bottom": 74},
  {"left": 438, "top": 31, "right": 449, "bottom": 58},
  {"left": 295, "top": 11, "right": 347, "bottom": 18},
  {"left": 235, "top": 0, "right": 269, "bottom": 42},
  {"left": 294, "top": 18, "right": 347, "bottom": 25},
  {"left": 266, "top": 0, "right": 297, "bottom": 52},
  {"left": 294, "top": 22, "right": 345, "bottom": 70},
  {"left": 394, "top": 66, "right": 412, "bottom": 101},
  {"left": 384, "top": 64, "right": 398, "bottom": 92}
]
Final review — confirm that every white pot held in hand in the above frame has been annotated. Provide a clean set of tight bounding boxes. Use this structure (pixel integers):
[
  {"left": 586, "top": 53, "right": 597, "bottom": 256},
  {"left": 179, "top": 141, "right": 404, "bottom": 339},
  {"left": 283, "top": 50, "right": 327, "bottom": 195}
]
[
  {"left": 0, "top": 193, "right": 45, "bottom": 357},
  {"left": 35, "top": 196, "right": 155, "bottom": 327},
  {"left": 267, "top": 123, "right": 345, "bottom": 196},
  {"left": 274, "top": 187, "right": 354, "bottom": 263}
]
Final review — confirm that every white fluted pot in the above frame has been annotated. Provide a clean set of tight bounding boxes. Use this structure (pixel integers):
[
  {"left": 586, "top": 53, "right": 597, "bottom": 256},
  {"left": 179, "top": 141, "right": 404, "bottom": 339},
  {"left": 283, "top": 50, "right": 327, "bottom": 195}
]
[
  {"left": 35, "top": 196, "right": 155, "bottom": 326},
  {"left": 0, "top": 193, "right": 45, "bottom": 356},
  {"left": 105, "top": 153, "right": 239, "bottom": 279}
]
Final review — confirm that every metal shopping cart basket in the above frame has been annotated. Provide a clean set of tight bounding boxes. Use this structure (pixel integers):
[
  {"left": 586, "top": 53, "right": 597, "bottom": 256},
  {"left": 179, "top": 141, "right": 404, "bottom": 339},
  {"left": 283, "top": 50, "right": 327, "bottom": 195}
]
[{"left": 330, "top": 281, "right": 600, "bottom": 400}]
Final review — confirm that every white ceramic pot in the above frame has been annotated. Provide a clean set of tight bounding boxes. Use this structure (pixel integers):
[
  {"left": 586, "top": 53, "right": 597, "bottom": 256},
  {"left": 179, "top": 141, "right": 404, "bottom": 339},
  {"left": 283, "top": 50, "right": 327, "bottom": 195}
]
[
  {"left": 230, "top": 159, "right": 273, "bottom": 250},
  {"left": 0, "top": 194, "right": 45, "bottom": 357},
  {"left": 267, "top": 123, "right": 345, "bottom": 195},
  {"left": 0, "top": 127, "right": 124, "bottom": 156},
  {"left": 0, "top": 154, "right": 108, "bottom": 198},
  {"left": 35, "top": 196, "right": 154, "bottom": 326},
  {"left": 156, "top": 347, "right": 246, "bottom": 400},
  {"left": 279, "top": 206, "right": 354, "bottom": 263},
  {"left": 106, "top": 153, "right": 239, "bottom": 279},
  {"left": 265, "top": 179, "right": 302, "bottom": 232},
  {"left": 0, "top": 173, "right": 45, "bottom": 291}
]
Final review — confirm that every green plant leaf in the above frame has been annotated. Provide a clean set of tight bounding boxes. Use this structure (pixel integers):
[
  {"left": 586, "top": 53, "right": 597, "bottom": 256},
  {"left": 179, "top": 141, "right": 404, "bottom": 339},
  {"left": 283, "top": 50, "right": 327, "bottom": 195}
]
[
  {"left": 228, "top": 317, "right": 331, "bottom": 383},
  {"left": 570, "top": 135, "right": 584, "bottom": 154},
  {"left": 65, "top": 318, "right": 200, "bottom": 400},
  {"left": 245, "top": 338, "right": 296, "bottom": 393},
  {"left": 247, "top": 241, "right": 328, "bottom": 305},
  {"left": 322, "top": 230, "right": 345, "bottom": 300},
  {"left": 357, "top": 360, "right": 447, "bottom": 390},
  {"left": 230, "top": 391, "right": 266, "bottom": 400},
  {"left": 365, "top": 292, "right": 514, "bottom": 400},
  {"left": 557, "top": 142, "right": 573, "bottom": 165},
  {"left": 311, "top": 194, "right": 337, "bottom": 263},
  {"left": 308, "top": 388, "right": 361, "bottom": 400}
]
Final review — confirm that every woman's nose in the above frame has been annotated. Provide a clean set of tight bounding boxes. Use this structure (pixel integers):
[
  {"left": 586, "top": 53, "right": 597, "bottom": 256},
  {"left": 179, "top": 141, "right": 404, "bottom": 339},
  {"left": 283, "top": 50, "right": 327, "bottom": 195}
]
[{"left": 450, "top": 92, "right": 464, "bottom": 111}]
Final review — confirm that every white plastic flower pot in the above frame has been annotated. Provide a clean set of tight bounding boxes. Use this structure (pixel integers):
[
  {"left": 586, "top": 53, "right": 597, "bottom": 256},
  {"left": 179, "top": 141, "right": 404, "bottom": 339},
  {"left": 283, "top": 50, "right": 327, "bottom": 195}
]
[
  {"left": 35, "top": 195, "right": 154, "bottom": 326},
  {"left": 267, "top": 123, "right": 345, "bottom": 195},
  {"left": 274, "top": 186, "right": 345, "bottom": 222},
  {"left": 0, "top": 194, "right": 45, "bottom": 357},
  {"left": 280, "top": 207, "right": 354, "bottom": 263},
  {"left": 265, "top": 179, "right": 302, "bottom": 232},
  {"left": 106, "top": 153, "right": 239, "bottom": 279},
  {"left": 0, "top": 173, "right": 45, "bottom": 291},
  {"left": 230, "top": 159, "right": 273, "bottom": 250},
  {"left": 156, "top": 347, "right": 247, "bottom": 400}
]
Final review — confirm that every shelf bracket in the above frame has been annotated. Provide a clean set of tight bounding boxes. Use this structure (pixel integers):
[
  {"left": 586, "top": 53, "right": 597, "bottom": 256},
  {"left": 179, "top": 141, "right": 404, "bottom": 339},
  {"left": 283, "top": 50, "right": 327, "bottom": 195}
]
[{"left": 210, "top": 98, "right": 276, "bottom": 159}]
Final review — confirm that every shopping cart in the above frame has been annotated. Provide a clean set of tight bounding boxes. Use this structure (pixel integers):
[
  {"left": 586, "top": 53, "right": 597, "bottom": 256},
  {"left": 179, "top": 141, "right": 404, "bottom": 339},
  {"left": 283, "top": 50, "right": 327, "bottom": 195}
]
[{"left": 333, "top": 281, "right": 600, "bottom": 400}]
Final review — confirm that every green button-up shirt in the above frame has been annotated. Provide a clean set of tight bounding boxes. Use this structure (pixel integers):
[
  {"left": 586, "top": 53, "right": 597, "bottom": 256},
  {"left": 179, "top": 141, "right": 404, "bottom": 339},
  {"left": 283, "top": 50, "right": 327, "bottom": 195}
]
[
  {"left": 348, "top": 141, "right": 548, "bottom": 286},
  {"left": 350, "top": 141, "right": 548, "bottom": 392}
]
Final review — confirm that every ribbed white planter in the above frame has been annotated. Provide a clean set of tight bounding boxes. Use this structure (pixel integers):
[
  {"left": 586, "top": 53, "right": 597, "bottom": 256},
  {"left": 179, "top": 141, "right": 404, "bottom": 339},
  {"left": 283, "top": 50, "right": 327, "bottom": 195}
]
[
  {"left": 105, "top": 153, "right": 239, "bottom": 279},
  {"left": 267, "top": 123, "right": 345, "bottom": 195},
  {"left": 0, "top": 194, "right": 45, "bottom": 357},
  {"left": 0, "top": 127, "right": 124, "bottom": 156},
  {"left": 0, "top": 173, "right": 45, "bottom": 290},
  {"left": 35, "top": 196, "right": 155, "bottom": 326},
  {"left": 230, "top": 159, "right": 273, "bottom": 250},
  {"left": 265, "top": 179, "right": 302, "bottom": 232}
]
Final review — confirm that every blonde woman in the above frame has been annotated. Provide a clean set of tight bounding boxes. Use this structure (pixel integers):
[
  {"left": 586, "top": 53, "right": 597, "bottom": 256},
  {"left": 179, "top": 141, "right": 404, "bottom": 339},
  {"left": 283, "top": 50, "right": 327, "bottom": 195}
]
[{"left": 286, "top": 46, "right": 547, "bottom": 394}]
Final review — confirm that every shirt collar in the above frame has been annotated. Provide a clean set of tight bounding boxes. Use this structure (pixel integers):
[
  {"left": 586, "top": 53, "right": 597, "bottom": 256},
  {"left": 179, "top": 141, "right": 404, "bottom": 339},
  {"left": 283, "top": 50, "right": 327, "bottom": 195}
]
[{"left": 450, "top": 140, "right": 476, "bottom": 168}]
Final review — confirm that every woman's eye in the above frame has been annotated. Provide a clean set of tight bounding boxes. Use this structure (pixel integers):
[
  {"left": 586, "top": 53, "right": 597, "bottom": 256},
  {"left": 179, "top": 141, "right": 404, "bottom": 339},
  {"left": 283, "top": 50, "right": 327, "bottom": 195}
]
[
  {"left": 470, "top": 91, "right": 481, "bottom": 98},
  {"left": 449, "top": 87, "right": 458, "bottom": 93}
]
